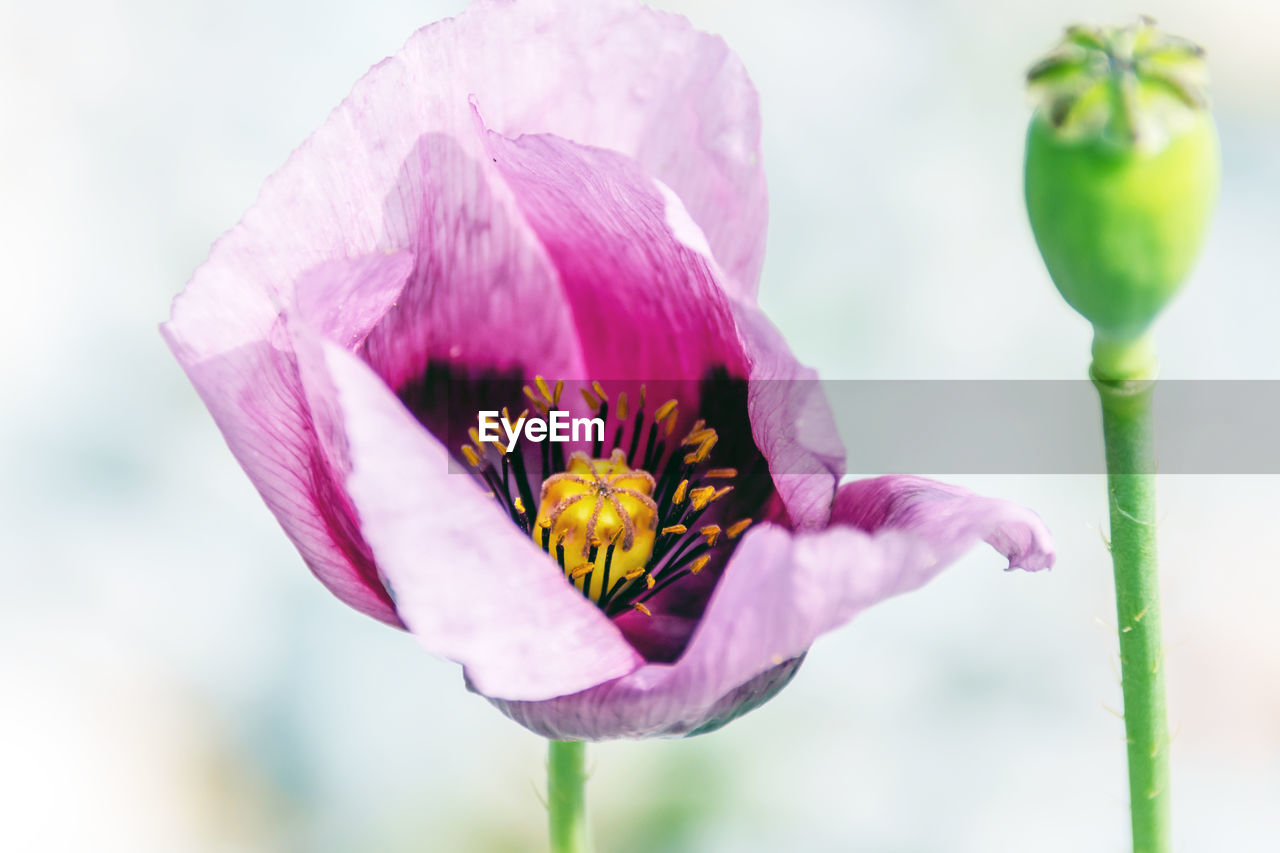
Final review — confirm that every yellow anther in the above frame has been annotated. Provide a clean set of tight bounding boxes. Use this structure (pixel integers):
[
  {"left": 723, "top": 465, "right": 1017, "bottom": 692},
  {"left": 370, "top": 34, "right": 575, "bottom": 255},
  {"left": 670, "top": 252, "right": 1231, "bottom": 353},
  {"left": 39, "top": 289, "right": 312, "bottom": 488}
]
[
  {"left": 533, "top": 452, "right": 657, "bottom": 602},
  {"left": 523, "top": 385, "right": 546, "bottom": 410},
  {"left": 699, "top": 525, "right": 722, "bottom": 546},
  {"left": 664, "top": 409, "right": 678, "bottom": 436},
  {"left": 688, "top": 555, "right": 711, "bottom": 575},
  {"left": 672, "top": 479, "right": 689, "bottom": 505},
  {"left": 514, "top": 497, "right": 526, "bottom": 515},
  {"left": 661, "top": 524, "right": 688, "bottom": 536},
  {"left": 688, "top": 486, "right": 716, "bottom": 510},
  {"left": 461, "top": 445, "right": 481, "bottom": 468},
  {"left": 633, "top": 602, "right": 652, "bottom": 617},
  {"left": 713, "top": 486, "right": 733, "bottom": 501},
  {"left": 580, "top": 388, "right": 600, "bottom": 410},
  {"left": 617, "top": 392, "right": 629, "bottom": 420},
  {"left": 726, "top": 518, "right": 753, "bottom": 539},
  {"left": 654, "top": 399, "right": 678, "bottom": 422},
  {"left": 682, "top": 428, "right": 715, "bottom": 447},
  {"left": 646, "top": 574, "right": 656, "bottom": 589},
  {"left": 535, "top": 375, "right": 554, "bottom": 405},
  {"left": 592, "top": 380, "right": 609, "bottom": 402},
  {"left": 705, "top": 468, "right": 737, "bottom": 479},
  {"left": 684, "top": 434, "right": 718, "bottom": 465},
  {"left": 469, "top": 427, "right": 483, "bottom": 447},
  {"left": 638, "top": 384, "right": 647, "bottom": 409}
]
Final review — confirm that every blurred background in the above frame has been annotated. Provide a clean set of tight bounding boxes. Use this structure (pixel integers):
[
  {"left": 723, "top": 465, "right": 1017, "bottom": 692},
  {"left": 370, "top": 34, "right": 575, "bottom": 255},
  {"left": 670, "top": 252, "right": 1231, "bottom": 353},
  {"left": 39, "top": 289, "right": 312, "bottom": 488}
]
[{"left": 1, "top": 0, "right": 1277, "bottom": 849}]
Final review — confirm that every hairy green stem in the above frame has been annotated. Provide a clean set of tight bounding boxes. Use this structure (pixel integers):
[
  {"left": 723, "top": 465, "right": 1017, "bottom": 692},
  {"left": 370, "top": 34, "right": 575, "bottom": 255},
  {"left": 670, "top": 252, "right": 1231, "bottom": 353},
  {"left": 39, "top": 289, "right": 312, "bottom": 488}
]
[
  {"left": 1093, "top": 344, "right": 1170, "bottom": 853},
  {"left": 547, "top": 740, "right": 591, "bottom": 853}
]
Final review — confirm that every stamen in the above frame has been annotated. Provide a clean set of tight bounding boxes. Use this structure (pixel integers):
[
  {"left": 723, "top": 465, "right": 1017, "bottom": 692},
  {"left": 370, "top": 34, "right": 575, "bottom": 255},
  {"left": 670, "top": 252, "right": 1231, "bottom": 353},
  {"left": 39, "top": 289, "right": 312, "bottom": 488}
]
[
  {"left": 580, "top": 388, "right": 600, "bottom": 411},
  {"left": 626, "top": 403, "right": 645, "bottom": 466},
  {"left": 523, "top": 385, "right": 548, "bottom": 412},
  {"left": 699, "top": 525, "right": 722, "bottom": 546},
  {"left": 461, "top": 445, "right": 481, "bottom": 468},
  {"left": 509, "top": 445, "right": 537, "bottom": 519},
  {"left": 661, "top": 524, "right": 688, "bottom": 536},
  {"left": 654, "top": 399, "right": 678, "bottom": 422},
  {"left": 612, "top": 423, "right": 625, "bottom": 456},
  {"left": 553, "top": 380, "right": 564, "bottom": 406},
  {"left": 551, "top": 429, "right": 566, "bottom": 474},
  {"left": 672, "top": 480, "right": 689, "bottom": 505},
  {"left": 535, "top": 375, "right": 554, "bottom": 406},
  {"left": 705, "top": 468, "right": 737, "bottom": 479},
  {"left": 682, "top": 428, "right": 715, "bottom": 446},
  {"left": 633, "top": 602, "right": 652, "bottom": 617},
  {"left": 593, "top": 399, "right": 608, "bottom": 457},
  {"left": 688, "top": 554, "right": 710, "bottom": 575},
  {"left": 684, "top": 433, "right": 718, "bottom": 465},
  {"left": 641, "top": 423, "right": 660, "bottom": 470},
  {"left": 726, "top": 518, "right": 753, "bottom": 539},
  {"left": 592, "top": 380, "right": 609, "bottom": 402},
  {"left": 598, "top": 537, "right": 617, "bottom": 602},
  {"left": 617, "top": 392, "right": 629, "bottom": 420},
  {"left": 688, "top": 486, "right": 716, "bottom": 510}
]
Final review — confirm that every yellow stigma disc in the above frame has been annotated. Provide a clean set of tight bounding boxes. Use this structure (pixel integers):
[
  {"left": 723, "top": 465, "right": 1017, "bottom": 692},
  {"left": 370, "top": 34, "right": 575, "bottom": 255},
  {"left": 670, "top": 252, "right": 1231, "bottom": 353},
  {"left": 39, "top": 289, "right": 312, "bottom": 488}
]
[{"left": 533, "top": 451, "right": 658, "bottom": 601}]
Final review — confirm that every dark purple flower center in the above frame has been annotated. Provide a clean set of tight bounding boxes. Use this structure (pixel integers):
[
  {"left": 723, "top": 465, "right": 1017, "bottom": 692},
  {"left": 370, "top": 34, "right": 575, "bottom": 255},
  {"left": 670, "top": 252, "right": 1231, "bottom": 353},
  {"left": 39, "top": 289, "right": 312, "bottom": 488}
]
[
  {"left": 457, "top": 378, "right": 753, "bottom": 619},
  {"left": 395, "top": 362, "right": 783, "bottom": 661}
]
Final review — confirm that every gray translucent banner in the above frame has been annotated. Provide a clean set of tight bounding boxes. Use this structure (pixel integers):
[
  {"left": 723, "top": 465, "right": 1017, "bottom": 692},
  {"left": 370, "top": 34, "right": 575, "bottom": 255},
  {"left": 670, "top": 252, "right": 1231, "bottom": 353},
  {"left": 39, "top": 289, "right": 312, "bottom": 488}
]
[
  {"left": 825, "top": 380, "right": 1279, "bottom": 475},
  {"left": 437, "top": 379, "right": 1279, "bottom": 475}
]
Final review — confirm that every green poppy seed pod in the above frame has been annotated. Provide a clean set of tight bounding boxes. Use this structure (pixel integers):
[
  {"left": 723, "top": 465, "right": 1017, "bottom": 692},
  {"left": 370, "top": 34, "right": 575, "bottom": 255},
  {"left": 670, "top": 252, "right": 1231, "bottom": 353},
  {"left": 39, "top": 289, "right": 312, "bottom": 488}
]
[{"left": 1024, "top": 18, "right": 1220, "bottom": 349}]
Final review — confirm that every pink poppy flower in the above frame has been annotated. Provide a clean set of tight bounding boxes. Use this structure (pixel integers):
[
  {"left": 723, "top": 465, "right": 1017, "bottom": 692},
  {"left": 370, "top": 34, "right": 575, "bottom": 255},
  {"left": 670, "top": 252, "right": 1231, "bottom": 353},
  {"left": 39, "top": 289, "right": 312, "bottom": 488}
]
[{"left": 164, "top": 0, "right": 1054, "bottom": 739}]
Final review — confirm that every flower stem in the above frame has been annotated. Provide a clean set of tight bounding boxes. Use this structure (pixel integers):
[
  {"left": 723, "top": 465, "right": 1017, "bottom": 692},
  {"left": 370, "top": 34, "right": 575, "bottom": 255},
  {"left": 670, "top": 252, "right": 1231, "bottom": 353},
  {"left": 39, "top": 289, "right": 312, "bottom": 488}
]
[
  {"left": 1092, "top": 339, "right": 1170, "bottom": 853},
  {"left": 547, "top": 740, "right": 591, "bottom": 853}
]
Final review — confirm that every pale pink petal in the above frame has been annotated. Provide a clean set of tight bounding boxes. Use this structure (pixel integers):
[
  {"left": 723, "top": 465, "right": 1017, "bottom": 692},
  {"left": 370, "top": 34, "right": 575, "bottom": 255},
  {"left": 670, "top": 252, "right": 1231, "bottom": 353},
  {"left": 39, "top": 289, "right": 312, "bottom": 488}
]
[
  {"left": 731, "top": 299, "right": 846, "bottom": 529},
  {"left": 491, "top": 476, "right": 1055, "bottom": 738},
  {"left": 163, "top": 252, "right": 416, "bottom": 625},
  {"left": 321, "top": 339, "right": 645, "bottom": 700},
  {"left": 456, "top": 0, "right": 768, "bottom": 295},
  {"left": 832, "top": 475, "right": 1057, "bottom": 571}
]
